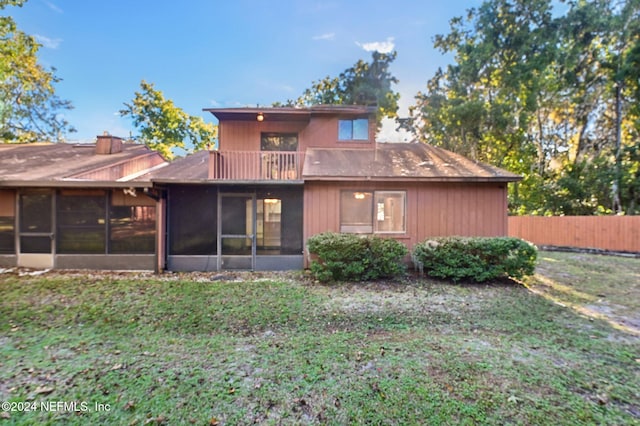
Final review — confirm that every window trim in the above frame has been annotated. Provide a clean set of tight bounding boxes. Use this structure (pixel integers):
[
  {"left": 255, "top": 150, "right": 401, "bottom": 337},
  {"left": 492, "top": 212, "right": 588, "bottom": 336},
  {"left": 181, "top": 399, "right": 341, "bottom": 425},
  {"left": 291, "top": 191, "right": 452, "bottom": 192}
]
[
  {"left": 374, "top": 191, "right": 407, "bottom": 234},
  {"left": 338, "top": 118, "right": 370, "bottom": 142},
  {"left": 340, "top": 190, "right": 406, "bottom": 234}
]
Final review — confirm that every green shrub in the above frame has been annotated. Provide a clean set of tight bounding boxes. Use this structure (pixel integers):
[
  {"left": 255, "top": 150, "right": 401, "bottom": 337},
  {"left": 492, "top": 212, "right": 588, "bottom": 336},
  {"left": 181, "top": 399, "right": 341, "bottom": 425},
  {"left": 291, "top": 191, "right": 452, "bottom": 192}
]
[
  {"left": 307, "top": 232, "right": 408, "bottom": 282},
  {"left": 412, "top": 237, "right": 537, "bottom": 283}
]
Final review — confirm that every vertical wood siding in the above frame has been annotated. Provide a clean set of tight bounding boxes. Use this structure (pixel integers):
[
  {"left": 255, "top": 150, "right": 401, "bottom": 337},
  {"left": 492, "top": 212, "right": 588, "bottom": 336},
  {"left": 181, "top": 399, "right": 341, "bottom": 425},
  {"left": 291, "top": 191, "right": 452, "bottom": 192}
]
[
  {"left": 301, "top": 117, "right": 374, "bottom": 150},
  {"left": 508, "top": 216, "right": 640, "bottom": 253},
  {"left": 0, "top": 189, "right": 16, "bottom": 216},
  {"left": 304, "top": 181, "right": 508, "bottom": 251},
  {"left": 219, "top": 117, "right": 374, "bottom": 151},
  {"left": 67, "top": 153, "right": 165, "bottom": 181},
  {"left": 220, "top": 121, "right": 309, "bottom": 151}
]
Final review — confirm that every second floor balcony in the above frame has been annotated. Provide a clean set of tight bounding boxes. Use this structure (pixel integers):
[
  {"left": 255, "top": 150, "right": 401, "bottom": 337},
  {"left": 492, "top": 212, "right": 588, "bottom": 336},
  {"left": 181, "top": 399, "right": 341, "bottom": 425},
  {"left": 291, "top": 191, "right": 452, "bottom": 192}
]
[{"left": 208, "top": 151, "right": 305, "bottom": 181}]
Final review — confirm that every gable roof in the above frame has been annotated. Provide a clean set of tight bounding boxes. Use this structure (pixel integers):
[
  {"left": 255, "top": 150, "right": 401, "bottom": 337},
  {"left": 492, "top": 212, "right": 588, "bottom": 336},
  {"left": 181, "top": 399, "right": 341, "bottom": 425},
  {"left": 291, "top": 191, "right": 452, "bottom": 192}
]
[
  {"left": 302, "top": 143, "right": 521, "bottom": 182},
  {"left": 148, "top": 142, "right": 520, "bottom": 184},
  {"left": 0, "top": 142, "right": 167, "bottom": 187},
  {"left": 145, "top": 150, "right": 210, "bottom": 182}
]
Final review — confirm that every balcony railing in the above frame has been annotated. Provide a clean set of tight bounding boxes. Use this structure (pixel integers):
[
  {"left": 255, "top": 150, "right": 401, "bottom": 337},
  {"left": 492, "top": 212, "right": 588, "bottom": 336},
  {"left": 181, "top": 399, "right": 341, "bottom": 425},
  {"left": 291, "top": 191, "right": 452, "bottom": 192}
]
[{"left": 208, "top": 151, "right": 305, "bottom": 181}]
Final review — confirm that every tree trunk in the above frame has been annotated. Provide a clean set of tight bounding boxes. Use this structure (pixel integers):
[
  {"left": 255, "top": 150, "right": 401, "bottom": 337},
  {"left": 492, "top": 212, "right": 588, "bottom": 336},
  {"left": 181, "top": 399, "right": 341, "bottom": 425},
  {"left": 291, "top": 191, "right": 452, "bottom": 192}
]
[
  {"left": 613, "top": 83, "right": 622, "bottom": 214},
  {"left": 536, "top": 109, "right": 546, "bottom": 175}
]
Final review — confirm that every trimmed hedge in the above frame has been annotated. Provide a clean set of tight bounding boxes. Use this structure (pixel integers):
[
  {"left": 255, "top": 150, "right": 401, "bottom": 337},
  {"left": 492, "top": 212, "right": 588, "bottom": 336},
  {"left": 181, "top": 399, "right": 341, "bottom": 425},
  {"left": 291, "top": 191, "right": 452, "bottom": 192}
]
[
  {"left": 307, "top": 232, "right": 408, "bottom": 282},
  {"left": 412, "top": 237, "right": 537, "bottom": 283}
]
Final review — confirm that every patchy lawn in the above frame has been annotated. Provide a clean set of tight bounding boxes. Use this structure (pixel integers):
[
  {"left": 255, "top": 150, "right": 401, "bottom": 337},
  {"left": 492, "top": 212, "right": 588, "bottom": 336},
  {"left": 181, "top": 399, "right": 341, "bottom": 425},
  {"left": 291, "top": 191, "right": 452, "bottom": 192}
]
[
  {"left": 0, "top": 266, "right": 638, "bottom": 425},
  {"left": 527, "top": 251, "right": 640, "bottom": 335}
]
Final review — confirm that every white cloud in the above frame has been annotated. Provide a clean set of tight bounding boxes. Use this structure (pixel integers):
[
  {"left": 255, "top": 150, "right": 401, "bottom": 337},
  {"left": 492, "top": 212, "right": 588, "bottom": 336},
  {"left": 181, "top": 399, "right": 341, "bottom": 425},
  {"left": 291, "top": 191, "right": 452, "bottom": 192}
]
[
  {"left": 34, "top": 34, "right": 62, "bottom": 49},
  {"left": 356, "top": 36, "right": 395, "bottom": 53},
  {"left": 313, "top": 32, "right": 335, "bottom": 41},
  {"left": 43, "top": 1, "right": 63, "bottom": 14},
  {"left": 209, "top": 99, "right": 221, "bottom": 107}
]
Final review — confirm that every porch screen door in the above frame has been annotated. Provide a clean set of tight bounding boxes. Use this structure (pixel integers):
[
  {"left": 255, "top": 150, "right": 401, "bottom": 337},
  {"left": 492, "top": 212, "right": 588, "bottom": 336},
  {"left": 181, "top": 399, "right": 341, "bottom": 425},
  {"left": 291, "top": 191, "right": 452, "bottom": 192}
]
[
  {"left": 218, "top": 193, "right": 255, "bottom": 270},
  {"left": 18, "top": 191, "right": 54, "bottom": 268}
]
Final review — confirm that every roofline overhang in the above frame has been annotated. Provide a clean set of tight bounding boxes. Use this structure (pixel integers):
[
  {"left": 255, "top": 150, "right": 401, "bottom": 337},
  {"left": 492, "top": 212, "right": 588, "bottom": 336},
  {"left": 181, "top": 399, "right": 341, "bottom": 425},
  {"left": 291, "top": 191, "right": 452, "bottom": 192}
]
[
  {"left": 150, "top": 179, "right": 305, "bottom": 185},
  {"left": 204, "top": 105, "right": 377, "bottom": 122},
  {"left": 0, "top": 180, "right": 155, "bottom": 188},
  {"left": 0, "top": 177, "right": 521, "bottom": 187},
  {"left": 301, "top": 176, "right": 522, "bottom": 183}
]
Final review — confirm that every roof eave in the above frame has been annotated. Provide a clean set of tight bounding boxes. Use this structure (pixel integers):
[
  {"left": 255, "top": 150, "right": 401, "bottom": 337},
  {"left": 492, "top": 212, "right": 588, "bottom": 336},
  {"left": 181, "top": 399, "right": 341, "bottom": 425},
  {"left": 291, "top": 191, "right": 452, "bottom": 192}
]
[
  {"left": 150, "top": 178, "right": 305, "bottom": 185},
  {"left": 0, "top": 180, "right": 155, "bottom": 188},
  {"left": 301, "top": 176, "right": 522, "bottom": 183},
  {"left": 204, "top": 105, "right": 376, "bottom": 121}
]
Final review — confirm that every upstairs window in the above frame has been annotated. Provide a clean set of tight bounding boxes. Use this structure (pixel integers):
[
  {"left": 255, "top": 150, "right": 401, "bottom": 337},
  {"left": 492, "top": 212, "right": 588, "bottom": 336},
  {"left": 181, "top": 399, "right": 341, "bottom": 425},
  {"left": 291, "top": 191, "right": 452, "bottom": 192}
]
[
  {"left": 338, "top": 118, "right": 369, "bottom": 141},
  {"left": 261, "top": 133, "right": 298, "bottom": 151}
]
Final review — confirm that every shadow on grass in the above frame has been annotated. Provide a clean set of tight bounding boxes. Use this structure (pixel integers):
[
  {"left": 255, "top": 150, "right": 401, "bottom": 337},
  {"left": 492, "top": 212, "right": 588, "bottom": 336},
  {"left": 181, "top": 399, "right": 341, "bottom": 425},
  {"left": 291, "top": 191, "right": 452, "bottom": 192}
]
[{"left": 524, "top": 251, "right": 640, "bottom": 337}]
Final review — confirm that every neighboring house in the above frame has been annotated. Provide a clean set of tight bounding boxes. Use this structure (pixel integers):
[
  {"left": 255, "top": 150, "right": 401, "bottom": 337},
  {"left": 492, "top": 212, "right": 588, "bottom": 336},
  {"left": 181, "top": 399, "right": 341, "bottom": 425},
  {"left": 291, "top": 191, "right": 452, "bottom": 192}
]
[
  {"left": 148, "top": 105, "right": 521, "bottom": 272},
  {"left": 0, "top": 135, "right": 167, "bottom": 270},
  {"left": 0, "top": 106, "right": 520, "bottom": 272}
]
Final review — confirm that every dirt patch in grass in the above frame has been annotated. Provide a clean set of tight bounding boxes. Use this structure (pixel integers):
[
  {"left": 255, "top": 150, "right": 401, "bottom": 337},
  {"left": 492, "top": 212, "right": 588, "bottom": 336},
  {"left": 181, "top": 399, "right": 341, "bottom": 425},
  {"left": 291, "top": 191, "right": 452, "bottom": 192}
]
[{"left": 324, "top": 283, "right": 484, "bottom": 316}]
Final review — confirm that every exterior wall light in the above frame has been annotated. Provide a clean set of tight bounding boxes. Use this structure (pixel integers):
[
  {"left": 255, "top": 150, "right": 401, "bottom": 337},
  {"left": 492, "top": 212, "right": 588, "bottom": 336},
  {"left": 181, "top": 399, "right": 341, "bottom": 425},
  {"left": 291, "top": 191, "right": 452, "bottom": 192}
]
[{"left": 257, "top": 112, "right": 264, "bottom": 122}]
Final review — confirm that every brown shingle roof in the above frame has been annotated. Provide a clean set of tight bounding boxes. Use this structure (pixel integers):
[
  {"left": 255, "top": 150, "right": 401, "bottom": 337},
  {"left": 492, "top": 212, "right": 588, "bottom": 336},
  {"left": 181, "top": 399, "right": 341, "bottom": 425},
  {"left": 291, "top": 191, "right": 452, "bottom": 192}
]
[
  {"left": 0, "top": 143, "right": 167, "bottom": 187},
  {"left": 149, "top": 143, "right": 520, "bottom": 184},
  {"left": 302, "top": 143, "right": 521, "bottom": 182},
  {"left": 145, "top": 150, "right": 210, "bottom": 182}
]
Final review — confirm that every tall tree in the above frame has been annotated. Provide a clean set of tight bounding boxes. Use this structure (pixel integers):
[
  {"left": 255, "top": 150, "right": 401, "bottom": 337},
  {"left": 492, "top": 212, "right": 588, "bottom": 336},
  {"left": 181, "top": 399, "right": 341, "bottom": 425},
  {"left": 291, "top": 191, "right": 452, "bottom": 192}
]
[
  {"left": 411, "top": 0, "right": 558, "bottom": 213},
  {"left": 120, "top": 80, "right": 217, "bottom": 159},
  {"left": 0, "top": 0, "right": 75, "bottom": 142},
  {"left": 279, "top": 51, "right": 400, "bottom": 127},
  {"left": 410, "top": 0, "right": 640, "bottom": 215}
]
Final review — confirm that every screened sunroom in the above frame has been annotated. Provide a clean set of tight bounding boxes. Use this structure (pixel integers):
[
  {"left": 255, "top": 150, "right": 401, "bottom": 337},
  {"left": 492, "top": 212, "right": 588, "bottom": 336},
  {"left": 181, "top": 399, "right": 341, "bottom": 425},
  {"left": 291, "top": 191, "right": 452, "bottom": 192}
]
[{"left": 166, "top": 185, "right": 304, "bottom": 271}]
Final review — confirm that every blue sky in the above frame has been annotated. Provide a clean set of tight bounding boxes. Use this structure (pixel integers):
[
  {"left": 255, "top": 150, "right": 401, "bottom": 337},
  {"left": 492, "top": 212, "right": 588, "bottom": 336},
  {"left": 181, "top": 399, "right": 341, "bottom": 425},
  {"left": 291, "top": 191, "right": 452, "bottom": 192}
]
[{"left": 10, "top": 0, "right": 481, "bottom": 143}]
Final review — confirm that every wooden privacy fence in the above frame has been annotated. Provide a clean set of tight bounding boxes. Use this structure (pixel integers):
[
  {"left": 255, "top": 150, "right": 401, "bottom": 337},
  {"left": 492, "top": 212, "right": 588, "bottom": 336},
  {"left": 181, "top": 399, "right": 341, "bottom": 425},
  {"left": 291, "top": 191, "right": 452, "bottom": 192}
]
[{"left": 508, "top": 216, "right": 640, "bottom": 253}]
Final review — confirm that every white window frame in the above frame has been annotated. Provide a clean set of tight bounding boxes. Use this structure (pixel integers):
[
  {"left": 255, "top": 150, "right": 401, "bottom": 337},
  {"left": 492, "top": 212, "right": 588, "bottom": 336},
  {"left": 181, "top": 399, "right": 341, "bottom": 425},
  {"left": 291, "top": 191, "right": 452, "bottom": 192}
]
[
  {"left": 338, "top": 118, "right": 369, "bottom": 141},
  {"left": 374, "top": 191, "right": 406, "bottom": 234},
  {"left": 339, "top": 190, "right": 406, "bottom": 234}
]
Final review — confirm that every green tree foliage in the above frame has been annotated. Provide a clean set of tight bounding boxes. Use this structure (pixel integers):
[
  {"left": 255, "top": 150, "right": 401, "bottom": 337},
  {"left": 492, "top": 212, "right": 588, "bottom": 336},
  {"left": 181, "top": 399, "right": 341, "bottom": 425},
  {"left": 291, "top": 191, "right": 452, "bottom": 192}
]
[
  {"left": 279, "top": 51, "right": 400, "bottom": 127},
  {"left": 120, "top": 80, "right": 217, "bottom": 159},
  {"left": 410, "top": 0, "right": 640, "bottom": 215},
  {"left": 0, "top": 0, "right": 74, "bottom": 142}
]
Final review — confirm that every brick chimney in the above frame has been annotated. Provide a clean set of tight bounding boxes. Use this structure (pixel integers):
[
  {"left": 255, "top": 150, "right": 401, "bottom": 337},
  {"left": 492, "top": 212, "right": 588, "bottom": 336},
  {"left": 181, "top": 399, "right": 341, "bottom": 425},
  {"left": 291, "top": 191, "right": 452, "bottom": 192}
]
[{"left": 96, "top": 133, "right": 123, "bottom": 155}]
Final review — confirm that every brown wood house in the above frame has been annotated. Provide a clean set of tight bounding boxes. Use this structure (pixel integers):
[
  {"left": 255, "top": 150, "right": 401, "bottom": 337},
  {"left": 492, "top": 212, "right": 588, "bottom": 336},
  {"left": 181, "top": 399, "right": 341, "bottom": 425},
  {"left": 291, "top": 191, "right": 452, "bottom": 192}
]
[
  {"left": 0, "top": 106, "right": 520, "bottom": 272},
  {"left": 149, "top": 105, "right": 521, "bottom": 272},
  {"left": 0, "top": 136, "right": 167, "bottom": 270}
]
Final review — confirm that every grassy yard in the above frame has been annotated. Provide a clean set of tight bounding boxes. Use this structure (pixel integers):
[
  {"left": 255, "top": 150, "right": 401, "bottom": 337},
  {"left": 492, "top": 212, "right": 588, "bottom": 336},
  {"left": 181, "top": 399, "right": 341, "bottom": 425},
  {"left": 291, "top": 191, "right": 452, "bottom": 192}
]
[
  {"left": 0, "top": 256, "right": 639, "bottom": 425},
  {"left": 526, "top": 251, "right": 640, "bottom": 335}
]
